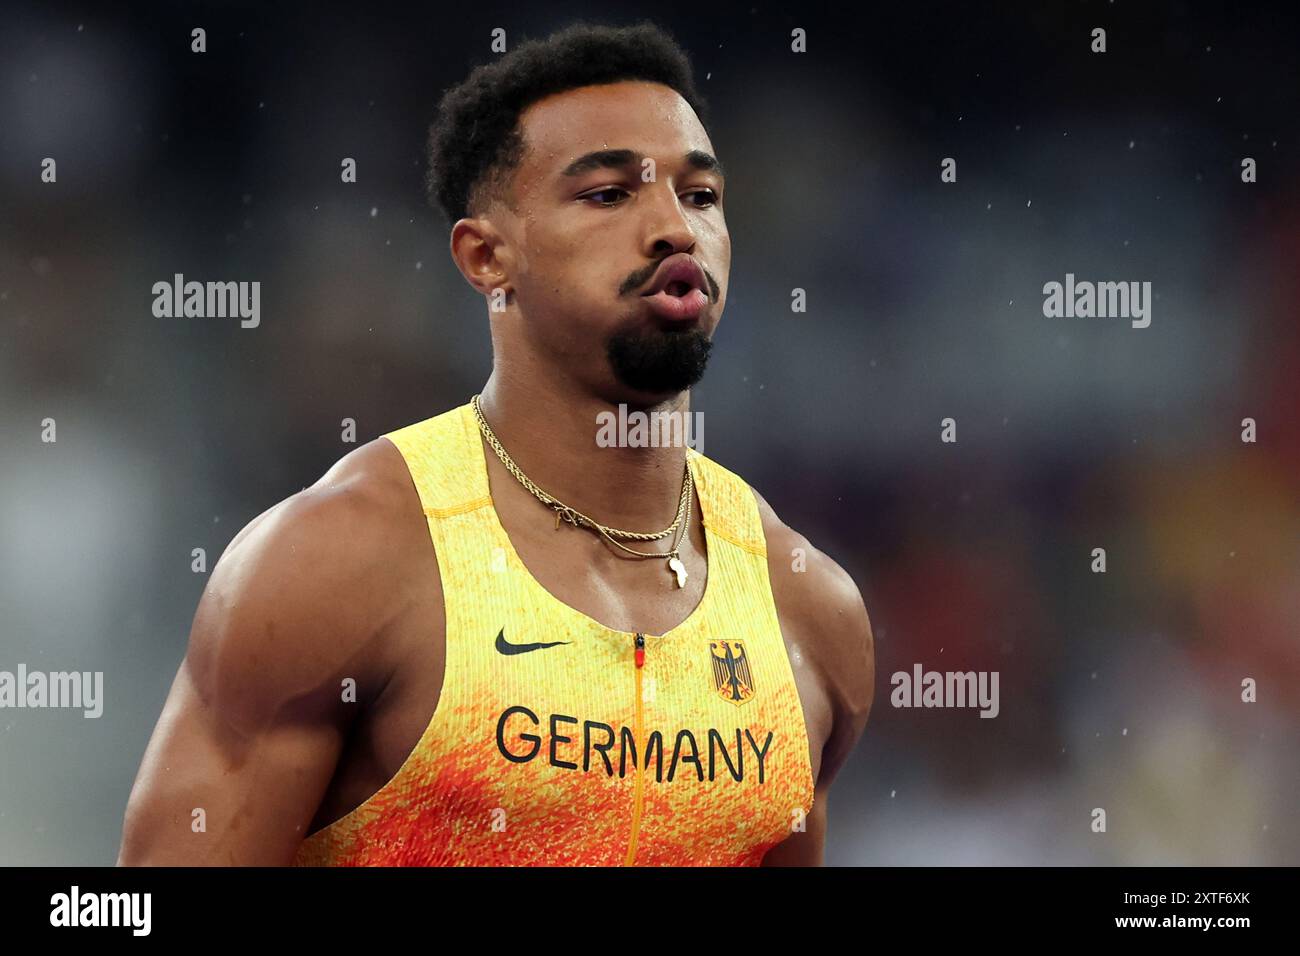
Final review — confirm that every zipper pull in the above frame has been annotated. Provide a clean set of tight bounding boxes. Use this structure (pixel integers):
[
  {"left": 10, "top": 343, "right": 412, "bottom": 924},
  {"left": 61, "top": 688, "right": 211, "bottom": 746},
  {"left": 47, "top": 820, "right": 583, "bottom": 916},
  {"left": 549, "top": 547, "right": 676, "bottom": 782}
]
[{"left": 634, "top": 632, "right": 645, "bottom": 669}]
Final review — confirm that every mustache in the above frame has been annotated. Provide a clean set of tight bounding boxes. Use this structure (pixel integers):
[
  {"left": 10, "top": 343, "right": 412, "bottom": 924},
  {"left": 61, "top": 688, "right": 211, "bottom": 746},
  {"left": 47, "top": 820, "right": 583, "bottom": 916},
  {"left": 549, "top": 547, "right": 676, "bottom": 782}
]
[{"left": 620, "top": 262, "right": 720, "bottom": 301}]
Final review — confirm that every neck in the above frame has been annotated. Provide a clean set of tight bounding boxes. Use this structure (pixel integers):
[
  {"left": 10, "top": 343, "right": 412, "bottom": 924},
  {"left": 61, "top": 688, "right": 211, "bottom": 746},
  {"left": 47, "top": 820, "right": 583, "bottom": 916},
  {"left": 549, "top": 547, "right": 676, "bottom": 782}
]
[{"left": 475, "top": 370, "right": 693, "bottom": 531}]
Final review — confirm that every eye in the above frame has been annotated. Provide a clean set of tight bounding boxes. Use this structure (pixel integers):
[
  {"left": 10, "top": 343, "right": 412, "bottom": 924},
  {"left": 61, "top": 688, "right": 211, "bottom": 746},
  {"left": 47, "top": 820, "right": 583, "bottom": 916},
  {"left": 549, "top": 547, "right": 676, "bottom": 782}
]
[
  {"left": 583, "top": 187, "right": 629, "bottom": 206},
  {"left": 686, "top": 189, "right": 719, "bottom": 208}
]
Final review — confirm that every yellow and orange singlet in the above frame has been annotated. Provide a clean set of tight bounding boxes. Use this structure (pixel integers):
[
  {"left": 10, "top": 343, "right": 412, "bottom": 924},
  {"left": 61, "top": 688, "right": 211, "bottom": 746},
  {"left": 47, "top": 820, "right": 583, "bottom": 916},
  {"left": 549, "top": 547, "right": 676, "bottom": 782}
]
[{"left": 292, "top": 401, "right": 814, "bottom": 866}]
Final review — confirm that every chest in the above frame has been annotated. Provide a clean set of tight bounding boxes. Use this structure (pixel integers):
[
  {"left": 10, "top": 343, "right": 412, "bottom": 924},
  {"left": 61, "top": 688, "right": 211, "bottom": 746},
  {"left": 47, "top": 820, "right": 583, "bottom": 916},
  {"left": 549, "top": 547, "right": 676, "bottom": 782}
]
[{"left": 315, "top": 546, "right": 832, "bottom": 838}]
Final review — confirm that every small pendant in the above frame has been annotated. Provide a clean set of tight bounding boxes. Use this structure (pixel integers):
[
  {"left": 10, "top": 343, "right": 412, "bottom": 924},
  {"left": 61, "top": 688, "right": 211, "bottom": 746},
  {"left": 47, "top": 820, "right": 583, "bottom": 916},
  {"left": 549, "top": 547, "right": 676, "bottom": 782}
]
[{"left": 667, "top": 555, "right": 687, "bottom": 589}]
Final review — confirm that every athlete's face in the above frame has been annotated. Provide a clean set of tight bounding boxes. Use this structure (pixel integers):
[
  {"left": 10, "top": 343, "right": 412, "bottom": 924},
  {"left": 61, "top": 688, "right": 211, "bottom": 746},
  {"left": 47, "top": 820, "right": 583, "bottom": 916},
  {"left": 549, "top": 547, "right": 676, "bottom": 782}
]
[{"left": 475, "top": 80, "right": 730, "bottom": 402}]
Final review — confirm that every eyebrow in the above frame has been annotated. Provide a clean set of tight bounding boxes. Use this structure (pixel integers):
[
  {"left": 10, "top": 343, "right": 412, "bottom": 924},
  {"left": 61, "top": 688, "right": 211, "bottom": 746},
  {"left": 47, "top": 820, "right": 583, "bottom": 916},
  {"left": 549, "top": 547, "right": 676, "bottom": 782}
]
[{"left": 560, "top": 148, "right": 726, "bottom": 182}]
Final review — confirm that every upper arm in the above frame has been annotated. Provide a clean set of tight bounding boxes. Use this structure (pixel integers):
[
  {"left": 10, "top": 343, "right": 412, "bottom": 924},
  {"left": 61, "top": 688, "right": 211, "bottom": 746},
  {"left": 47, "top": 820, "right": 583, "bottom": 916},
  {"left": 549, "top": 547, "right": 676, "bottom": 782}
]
[
  {"left": 752, "top": 488, "right": 875, "bottom": 865},
  {"left": 118, "top": 445, "right": 404, "bottom": 866}
]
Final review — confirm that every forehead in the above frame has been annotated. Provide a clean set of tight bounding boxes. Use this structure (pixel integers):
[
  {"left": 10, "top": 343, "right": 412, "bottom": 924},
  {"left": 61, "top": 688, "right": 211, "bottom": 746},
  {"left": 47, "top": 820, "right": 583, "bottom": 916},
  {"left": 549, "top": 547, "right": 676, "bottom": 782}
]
[{"left": 515, "top": 81, "right": 713, "bottom": 181}]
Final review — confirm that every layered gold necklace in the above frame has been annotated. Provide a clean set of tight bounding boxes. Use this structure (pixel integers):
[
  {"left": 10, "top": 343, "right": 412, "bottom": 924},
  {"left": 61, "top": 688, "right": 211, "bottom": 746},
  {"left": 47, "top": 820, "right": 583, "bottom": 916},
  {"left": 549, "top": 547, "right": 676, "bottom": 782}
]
[{"left": 471, "top": 394, "right": 693, "bottom": 588}]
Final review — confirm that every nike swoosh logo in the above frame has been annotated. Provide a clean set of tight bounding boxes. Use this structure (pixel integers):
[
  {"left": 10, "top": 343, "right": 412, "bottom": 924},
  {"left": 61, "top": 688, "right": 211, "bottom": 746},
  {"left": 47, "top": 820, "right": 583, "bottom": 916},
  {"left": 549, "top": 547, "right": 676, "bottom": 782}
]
[{"left": 494, "top": 628, "right": 572, "bottom": 655}]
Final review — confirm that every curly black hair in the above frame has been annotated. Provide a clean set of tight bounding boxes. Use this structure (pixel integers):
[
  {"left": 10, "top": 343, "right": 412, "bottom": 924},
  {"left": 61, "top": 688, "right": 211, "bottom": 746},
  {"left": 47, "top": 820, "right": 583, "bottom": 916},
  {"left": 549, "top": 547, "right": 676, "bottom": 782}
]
[{"left": 425, "top": 21, "right": 711, "bottom": 226}]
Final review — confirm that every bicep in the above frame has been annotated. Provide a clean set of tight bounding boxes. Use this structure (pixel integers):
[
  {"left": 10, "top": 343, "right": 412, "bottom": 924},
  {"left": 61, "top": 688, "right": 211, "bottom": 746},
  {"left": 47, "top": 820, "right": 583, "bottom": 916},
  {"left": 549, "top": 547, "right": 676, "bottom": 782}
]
[
  {"left": 117, "top": 491, "right": 384, "bottom": 866},
  {"left": 117, "top": 654, "right": 344, "bottom": 866}
]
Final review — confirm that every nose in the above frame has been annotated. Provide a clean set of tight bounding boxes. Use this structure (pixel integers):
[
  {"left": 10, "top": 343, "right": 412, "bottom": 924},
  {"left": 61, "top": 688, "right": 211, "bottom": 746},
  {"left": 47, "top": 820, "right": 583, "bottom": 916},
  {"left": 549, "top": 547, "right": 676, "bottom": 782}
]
[{"left": 641, "top": 182, "right": 697, "bottom": 257}]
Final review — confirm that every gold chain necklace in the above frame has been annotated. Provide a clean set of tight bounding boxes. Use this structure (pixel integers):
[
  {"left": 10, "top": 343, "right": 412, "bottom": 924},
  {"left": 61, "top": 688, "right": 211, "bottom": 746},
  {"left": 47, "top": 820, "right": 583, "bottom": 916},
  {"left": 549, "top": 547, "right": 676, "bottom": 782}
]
[{"left": 471, "top": 394, "right": 693, "bottom": 588}]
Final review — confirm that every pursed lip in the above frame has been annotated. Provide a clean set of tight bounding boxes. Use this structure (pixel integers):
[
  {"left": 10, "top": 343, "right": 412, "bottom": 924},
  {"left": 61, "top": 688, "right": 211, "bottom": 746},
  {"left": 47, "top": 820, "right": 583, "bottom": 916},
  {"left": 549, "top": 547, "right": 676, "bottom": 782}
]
[{"left": 640, "top": 254, "right": 708, "bottom": 298}]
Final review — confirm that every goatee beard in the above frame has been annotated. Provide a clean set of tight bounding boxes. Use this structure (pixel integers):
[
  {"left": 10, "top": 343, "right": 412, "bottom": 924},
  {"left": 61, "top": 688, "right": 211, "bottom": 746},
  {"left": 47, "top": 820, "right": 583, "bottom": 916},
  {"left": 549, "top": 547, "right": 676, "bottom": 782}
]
[{"left": 606, "top": 322, "right": 712, "bottom": 395}]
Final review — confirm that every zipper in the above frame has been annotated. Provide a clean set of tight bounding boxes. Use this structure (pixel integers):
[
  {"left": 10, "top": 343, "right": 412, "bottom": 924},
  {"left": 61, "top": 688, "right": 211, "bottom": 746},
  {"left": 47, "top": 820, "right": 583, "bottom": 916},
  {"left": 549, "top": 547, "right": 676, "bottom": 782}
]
[{"left": 623, "top": 632, "right": 647, "bottom": 866}]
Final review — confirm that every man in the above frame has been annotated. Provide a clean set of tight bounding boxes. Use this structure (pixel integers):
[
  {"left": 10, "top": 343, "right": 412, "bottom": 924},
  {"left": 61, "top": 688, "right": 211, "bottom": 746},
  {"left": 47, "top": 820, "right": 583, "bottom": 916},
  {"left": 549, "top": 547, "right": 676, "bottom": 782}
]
[{"left": 118, "top": 21, "right": 874, "bottom": 866}]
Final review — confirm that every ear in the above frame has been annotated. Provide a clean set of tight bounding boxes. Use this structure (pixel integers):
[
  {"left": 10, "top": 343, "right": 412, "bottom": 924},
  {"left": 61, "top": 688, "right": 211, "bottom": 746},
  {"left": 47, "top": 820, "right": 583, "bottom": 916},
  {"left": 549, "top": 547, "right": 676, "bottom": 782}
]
[{"left": 449, "top": 216, "right": 514, "bottom": 301}]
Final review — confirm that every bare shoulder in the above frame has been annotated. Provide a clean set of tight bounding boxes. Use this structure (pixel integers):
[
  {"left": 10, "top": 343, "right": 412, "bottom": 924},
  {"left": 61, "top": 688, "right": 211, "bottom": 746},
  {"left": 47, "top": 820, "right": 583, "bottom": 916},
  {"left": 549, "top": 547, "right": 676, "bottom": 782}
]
[
  {"left": 118, "top": 438, "right": 430, "bottom": 864},
  {"left": 749, "top": 486, "right": 876, "bottom": 776},
  {"left": 191, "top": 437, "right": 429, "bottom": 726}
]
